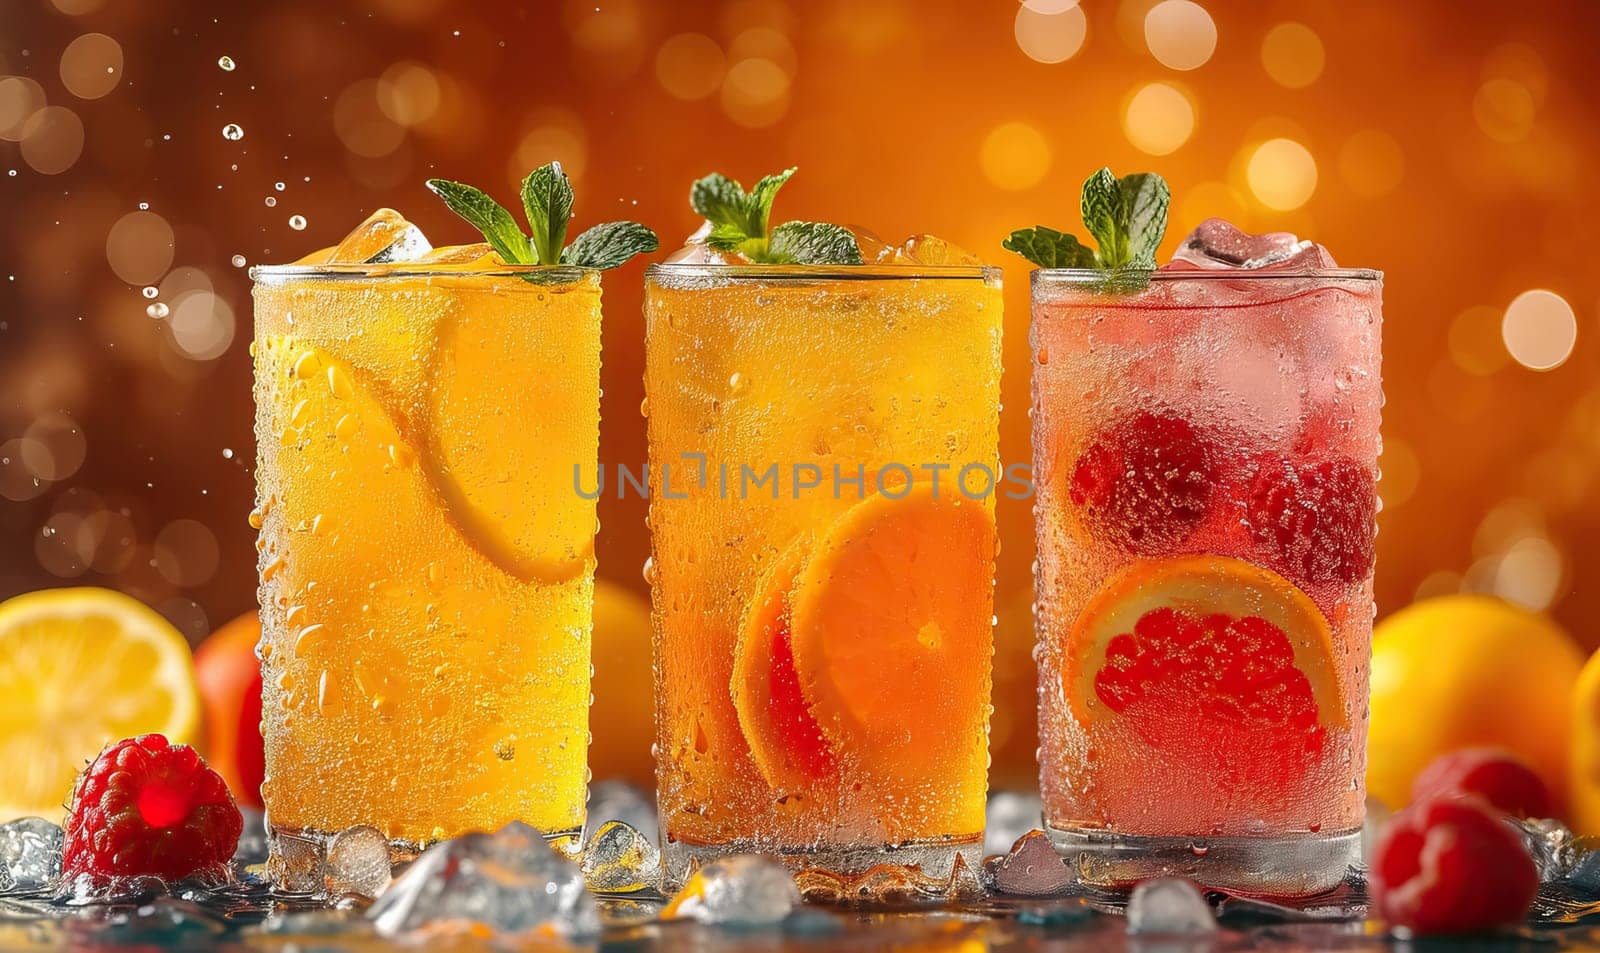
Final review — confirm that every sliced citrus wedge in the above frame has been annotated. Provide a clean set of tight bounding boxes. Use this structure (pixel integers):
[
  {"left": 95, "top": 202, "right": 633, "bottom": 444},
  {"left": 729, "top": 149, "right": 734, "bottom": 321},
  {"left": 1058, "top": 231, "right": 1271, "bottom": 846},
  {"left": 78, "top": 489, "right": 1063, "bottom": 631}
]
[
  {"left": 788, "top": 484, "right": 996, "bottom": 779},
  {"left": 0, "top": 587, "right": 200, "bottom": 819},
  {"left": 1066, "top": 555, "right": 1343, "bottom": 780},
  {"left": 731, "top": 537, "right": 838, "bottom": 792},
  {"left": 421, "top": 291, "right": 601, "bottom": 585}
]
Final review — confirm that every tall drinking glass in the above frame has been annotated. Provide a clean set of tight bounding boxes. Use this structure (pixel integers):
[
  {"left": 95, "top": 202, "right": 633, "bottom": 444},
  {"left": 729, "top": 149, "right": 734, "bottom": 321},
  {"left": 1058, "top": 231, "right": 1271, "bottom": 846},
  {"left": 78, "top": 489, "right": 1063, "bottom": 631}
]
[
  {"left": 1030, "top": 267, "right": 1382, "bottom": 894},
  {"left": 250, "top": 262, "right": 601, "bottom": 888},
  {"left": 643, "top": 264, "right": 1003, "bottom": 892}
]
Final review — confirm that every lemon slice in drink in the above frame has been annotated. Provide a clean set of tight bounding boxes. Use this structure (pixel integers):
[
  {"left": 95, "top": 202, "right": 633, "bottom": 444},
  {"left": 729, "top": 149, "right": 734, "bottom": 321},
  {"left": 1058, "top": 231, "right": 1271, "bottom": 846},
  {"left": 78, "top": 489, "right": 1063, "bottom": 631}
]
[{"left": 0, "top": 587, "right": 200, "bottom": 818}]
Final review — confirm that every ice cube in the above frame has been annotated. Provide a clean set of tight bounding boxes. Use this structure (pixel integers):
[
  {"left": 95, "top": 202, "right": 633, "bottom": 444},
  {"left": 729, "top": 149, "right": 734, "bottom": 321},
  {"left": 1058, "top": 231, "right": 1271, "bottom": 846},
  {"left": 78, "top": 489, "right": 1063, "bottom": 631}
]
[
  {"left": 328, "top": 208, "right": 432, "bottom": 264},
  {"left": 1125, "top": 876, "right": 1216, "bottom": 934},
  {"left": 366, "top": 821, "right": 597, "bottom": 939},
  {"left": 420, "top": 243, "right": 496, "bottom": 265},
  {"left": 1169, "top": 217, "right": 1336, "bottom": 270},
  {"left": 662, "top": 855, "right": 800, "bottom": 927},
  {"left": 984, "top": 791, "right": 1044, "bottom": 855},
  {"left": 892, "top": 234, "right": 984, "bottom": 266},
  {"left": 946, "top": 852, "right": 985, "bottom": 902},
  {"left": 1515, "top": 816, "right": 1584, "bottom": 882},
  {"left": 991, "top": 830, "right": 1075, "bottom": 897},
  {"left": 324, "top": 825, "right": 392, "bottom": 898},
  {"left": 584, "top": 780, "right": 658, "bottom": 844},
  {"left": 663, "top": 242, "right": 744, "bottom": 265},
  {"left": 847, "top": 224, "right": 891, "bottom": 263},
  {"left": 0, "top": 817, "right": 63, "bottom": 890},
  {"left": 580, "top": 820, "right": 659, "bottom": 894}
]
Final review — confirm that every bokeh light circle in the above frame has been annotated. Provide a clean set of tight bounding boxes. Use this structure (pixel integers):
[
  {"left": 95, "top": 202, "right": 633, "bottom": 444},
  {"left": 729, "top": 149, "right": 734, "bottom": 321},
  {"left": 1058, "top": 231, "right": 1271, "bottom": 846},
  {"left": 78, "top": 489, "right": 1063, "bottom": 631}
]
[
  {"left": 19, "top": 106, "right": 85, "bottom": 175},
  {"left": 1144, "top": 0, "right": 1216, "bottom": 71},
  {"left": 981, "top": 121, "right": 1052, "bottom": 191},
  {"left": 22, "top": 411, "right": 86, "bottom": 481},
  {"left": 376, "top": 61, "right": 441, "bottom": 127},
  {"left": 1338, "top": 129, "right": 1405, "bottom": 197},
  {"left": 167, "top": 291, "right": 236, "bottom": 361},
  {"left": 154, "top": 518, "right": 220, "bottom": 588},
  {"left": 1474, "top": 78, "right": 1536, "bottom": 143},
  {"left": 1261, "top": 22, "right": 1323, "bottom": 88},
  {"left": 0, "top": 76, "right": 47, "bottom": 141},
  {"left": 334, "top": 79, "right": 405, "bottom": 158},
  {"left": 1122, "top": 82, "right": 1194, "bottom": 155},
  {"left": 1501, "top": 289, "right": 1576, "bottom": 371},
  {"left": 1013, "top": 3, "right": 1087, "bottom": 64},
  {"left": 59, "top": 32, "right": 123, "bottom": 100},
  {"left": 1245, "top": 137, "right": 1317, "bottom": 210},
  {"left": 721, "top": 57, "right": 790, "bottom": 128},
  {"left": 105, "top": 211, "right": 175, "bottom": 285},
  {"left": 655, "top": 33, "right": 725, "bottom": 100}
]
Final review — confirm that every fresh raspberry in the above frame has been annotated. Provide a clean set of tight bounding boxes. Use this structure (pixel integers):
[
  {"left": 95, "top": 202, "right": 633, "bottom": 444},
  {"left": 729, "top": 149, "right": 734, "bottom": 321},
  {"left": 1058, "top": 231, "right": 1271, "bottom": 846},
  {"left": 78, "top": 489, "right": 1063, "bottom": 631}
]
[
  {"left": 1068, "top": 411, "right": 1213, "bottom": 554},
  {"left": 1412, "top": 748, "right": 1552, "bottom": 820},
  {"left": 62, "top": 734, "right": 243, "bottom": 883},
  {"left": 1370, "top": 795, "right": 1538, "bottom": 935},
  {"left": 1246, "top": 454, "right": 1375, "bottom": 586}
]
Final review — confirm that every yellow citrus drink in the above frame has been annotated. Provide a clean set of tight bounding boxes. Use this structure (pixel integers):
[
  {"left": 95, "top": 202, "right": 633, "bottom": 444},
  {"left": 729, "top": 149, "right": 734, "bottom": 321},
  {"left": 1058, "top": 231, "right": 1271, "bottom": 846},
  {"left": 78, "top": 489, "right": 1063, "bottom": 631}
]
[
  {"left": 644, "top": 265, "right": 1003, "bottom": 890},
  {"left": 251, "top": 261, "right": 600, "bottom": 883}
]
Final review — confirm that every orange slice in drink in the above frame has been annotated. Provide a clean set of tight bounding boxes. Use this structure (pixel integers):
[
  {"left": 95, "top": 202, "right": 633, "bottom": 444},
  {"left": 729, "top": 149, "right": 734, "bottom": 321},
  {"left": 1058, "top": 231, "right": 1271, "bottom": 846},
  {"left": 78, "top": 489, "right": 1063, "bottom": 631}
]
[
  {"left": 1065, "top": 555, "right": 1343, "bottom": 782},
  {"left": 422, "top": 291, "right": 600, "bottom": 584},
  {"left": 788, "top": 485, "right": 996, "bottom": 779},
  {"left": 731, "top": 537, "right": 838, "bottom": 792}
]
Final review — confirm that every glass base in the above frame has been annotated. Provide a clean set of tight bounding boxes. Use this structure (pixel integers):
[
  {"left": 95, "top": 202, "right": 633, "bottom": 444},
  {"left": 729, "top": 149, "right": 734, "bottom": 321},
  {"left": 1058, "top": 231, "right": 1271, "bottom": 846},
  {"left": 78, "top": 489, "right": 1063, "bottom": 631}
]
[
  {"left": 661, "top": 835, "right": 984, "bottom": 902},
  {"left": 1044, "top": 823, "right": 1360, "bottom": 897},
  {"left": 266, "top": 823, "right": 583, "bottom": 894}
]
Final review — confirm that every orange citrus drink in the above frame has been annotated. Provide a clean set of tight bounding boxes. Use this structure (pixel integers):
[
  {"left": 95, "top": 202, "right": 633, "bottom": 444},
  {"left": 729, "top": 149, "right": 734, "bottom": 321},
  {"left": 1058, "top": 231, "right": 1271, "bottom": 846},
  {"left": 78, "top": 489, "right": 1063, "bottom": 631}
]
[
  {"left": 644, "top": 264, "right": 1003, "bottom": 888},
  {"left": 1031, "top": 250, "right": 1382, "bottom": 894},
  {"left": 251, "top": 244, "right": 600, "bottom": 882}
]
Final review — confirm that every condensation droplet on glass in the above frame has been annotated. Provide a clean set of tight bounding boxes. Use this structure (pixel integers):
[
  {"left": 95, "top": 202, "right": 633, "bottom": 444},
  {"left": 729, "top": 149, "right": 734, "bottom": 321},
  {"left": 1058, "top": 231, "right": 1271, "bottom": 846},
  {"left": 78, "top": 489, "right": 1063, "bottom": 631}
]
[
  {"left": 232, "top": 254, "right": 247, "bottom": 268},
  {"left": 146, "top": 302, "right": 169, "bottom": 319},
  {"left": 141, "top": 286, "right": 159, "bottom": 299},
  {"left": 222, "top": 123, "right": 244, "bottom": 141},
  {"left": 264, "top": 196, "right": 277, "bottom": 208}
]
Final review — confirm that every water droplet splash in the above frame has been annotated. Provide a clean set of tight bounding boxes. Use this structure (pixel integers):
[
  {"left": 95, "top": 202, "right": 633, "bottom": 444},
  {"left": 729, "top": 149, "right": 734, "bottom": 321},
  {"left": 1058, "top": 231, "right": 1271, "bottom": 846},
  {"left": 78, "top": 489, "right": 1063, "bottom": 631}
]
[
  {"left": 146, "top": 302, "right": 169, "bottom": 319},
  {"left": 289, "top": 215, "right": 307, "bottom": 231},
  {"left": 232, "top": 254, "right": 247, "bottom": 268},
  {"left": 141, "top": 286, "right": 158, "bottom": 299},
  {"left": 218, "top": 55, "right": 236, "bottom": 71},
  {"left": 221, "top": 123, "right": 244, "bottom": 141}
]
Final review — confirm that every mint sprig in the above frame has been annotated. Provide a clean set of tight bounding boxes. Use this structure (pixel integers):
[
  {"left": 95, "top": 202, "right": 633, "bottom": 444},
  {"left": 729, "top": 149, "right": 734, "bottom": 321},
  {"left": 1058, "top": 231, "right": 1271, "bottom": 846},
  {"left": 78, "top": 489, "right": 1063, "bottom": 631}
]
[
  {"left": 687, "top": 167, "right": 862, "bottom": 265},
  {"left": 426, "top": 161, "right": 658, "bottom": 269},
  {"left": 1004, "top": 167, "right": 1171, "bottom": 275}
]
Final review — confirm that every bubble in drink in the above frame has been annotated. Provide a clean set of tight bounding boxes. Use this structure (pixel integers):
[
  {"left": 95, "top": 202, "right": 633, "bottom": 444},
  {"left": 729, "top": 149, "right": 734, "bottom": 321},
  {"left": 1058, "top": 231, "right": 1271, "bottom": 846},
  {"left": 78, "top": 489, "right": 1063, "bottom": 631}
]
[{"left": 221, "top": 123, "right": 244, "bottom": 141}]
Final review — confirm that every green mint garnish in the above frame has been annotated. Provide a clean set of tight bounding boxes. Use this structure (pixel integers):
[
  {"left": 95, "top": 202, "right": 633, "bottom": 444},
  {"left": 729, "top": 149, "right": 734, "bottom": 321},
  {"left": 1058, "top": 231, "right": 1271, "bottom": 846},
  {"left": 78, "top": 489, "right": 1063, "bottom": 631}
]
[
  {"left": 1004, "top": 167, "right": 1171, "bottom": 274},
  {"left": 426, "top": 161, "right": 658, "bottom": 269},
  {"left": 687, "top": 167, "right": 862, "bottom": 265}
]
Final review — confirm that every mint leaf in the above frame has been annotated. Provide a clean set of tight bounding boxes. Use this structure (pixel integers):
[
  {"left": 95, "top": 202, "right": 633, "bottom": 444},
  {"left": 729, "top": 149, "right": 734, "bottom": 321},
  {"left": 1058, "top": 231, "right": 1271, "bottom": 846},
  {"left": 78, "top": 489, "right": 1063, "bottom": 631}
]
[
  {"left": 690, "top": 173, "right": 748, "bottom": 230},
  {"left": 521, "top": 162, "right": 575, "bottom": 266},
  {"left": 1119, "top": 173, "right": 1170, "bottom": 268},
  {"left": 1002, "top": 227, "right": 1097, "bottom": 268},
  {"left": 765, "top": 221, "right": 862, "bottom": 265},
  {"left": 561, "top": 221, "right": 660, "bottom": 269},
  {"left": 426, "top": 179, "right": 531, "bottom": 264},
  {"left": 1080, "top": 167, "right": 1124, "bottom": 266},
  {"left": 746, "top": 167, "right": 795, "bottom": 237}
]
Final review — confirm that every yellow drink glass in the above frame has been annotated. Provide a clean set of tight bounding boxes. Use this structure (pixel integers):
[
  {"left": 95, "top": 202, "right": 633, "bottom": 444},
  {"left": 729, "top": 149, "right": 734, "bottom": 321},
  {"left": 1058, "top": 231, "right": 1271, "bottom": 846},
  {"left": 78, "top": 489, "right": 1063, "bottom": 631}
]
[
  {"left": 643, "top": 264, "right": 1004, "bottom": 891},
  {"left": 250, "top": 262, "right": 600, "bottom": 887}
]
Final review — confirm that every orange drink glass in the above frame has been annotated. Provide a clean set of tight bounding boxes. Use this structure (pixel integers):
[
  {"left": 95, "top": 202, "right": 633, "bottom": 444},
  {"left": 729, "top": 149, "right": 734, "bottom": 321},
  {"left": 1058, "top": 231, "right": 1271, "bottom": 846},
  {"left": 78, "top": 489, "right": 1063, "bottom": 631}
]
[
  {"left": 644, "top": 264, "right": 1003, "bottom": 890},
  {"left": 1030, "top": 266, "right": 1382, "bottom": 894},
  {"left": 250, "top": 261, "right": 601, "bottom": 886}
]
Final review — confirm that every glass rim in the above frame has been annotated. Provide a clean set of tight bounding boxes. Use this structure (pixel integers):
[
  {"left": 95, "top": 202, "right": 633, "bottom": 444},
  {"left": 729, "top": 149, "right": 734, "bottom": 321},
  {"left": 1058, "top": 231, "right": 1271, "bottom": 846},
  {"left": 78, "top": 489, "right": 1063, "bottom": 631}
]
[
  {"left": 646, "top": 263, "right": 1002, "bottom": 283},
  {"left": 1031, "top": 266, "right": 1382, "bottom": 283},
  {"left": 248, "top": 263, "right": 599, "bottom": 282}
]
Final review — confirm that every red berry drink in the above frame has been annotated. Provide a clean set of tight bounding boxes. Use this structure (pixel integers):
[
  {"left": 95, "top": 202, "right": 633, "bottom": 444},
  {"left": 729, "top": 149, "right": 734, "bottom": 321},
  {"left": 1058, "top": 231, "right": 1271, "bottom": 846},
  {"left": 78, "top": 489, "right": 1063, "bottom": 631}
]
[{"left": 1030, "top": 219, "right": 1382, "bottom": 894}]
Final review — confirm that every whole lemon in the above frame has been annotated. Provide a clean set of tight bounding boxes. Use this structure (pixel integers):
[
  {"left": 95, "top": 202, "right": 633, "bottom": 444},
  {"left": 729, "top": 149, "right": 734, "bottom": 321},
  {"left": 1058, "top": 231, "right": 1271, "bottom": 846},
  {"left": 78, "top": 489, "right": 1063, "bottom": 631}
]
[
  {"left": 588, "top": 579, "right": 657, "bottom": 788},
  {"left": 1368, "top": 594, "right": 1582, "bottom": 811}
]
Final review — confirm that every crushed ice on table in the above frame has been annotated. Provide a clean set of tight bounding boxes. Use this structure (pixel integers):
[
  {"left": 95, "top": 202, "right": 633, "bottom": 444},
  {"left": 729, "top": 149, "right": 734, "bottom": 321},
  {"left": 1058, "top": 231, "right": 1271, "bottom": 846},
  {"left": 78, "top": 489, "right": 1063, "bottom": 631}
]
[
  {"left": 328, "top": 208, "right": 432, "bottom": 264},
  {"left": 990, "top": 829, "right": 1076, "bottom": 897},
  {"left": 985, "top": 791, "right": 1045, "bottom": 855},
  {"left": 1515, "top": 815, "right": 1600, "bottom": 886},
  {"left": 585, "top": 780, "right": 658, "bottom": 844},
  {"left": 366, "top": 820, "right": 597, "bottom": 939},
  {"left": 663, "top": 854, "right": 800, "bottom": 927},
  {"left": 580, "top": 820, "right": 659, "bottom": 894},
  {"left": 324, "top": 825, "right": 392, "bottom": 898},
  {"left": 0, "top": 817, "right": 62, "bottom": 890},
  {"left": 1169, "top": 217, "right": 1336, "bottom": 271},
  {"left": 1015, "top": 897, "right": 1096, "bottom": 927},
  {"left": 1126, "top": 876, "right": 1217, "bottom": 934}
]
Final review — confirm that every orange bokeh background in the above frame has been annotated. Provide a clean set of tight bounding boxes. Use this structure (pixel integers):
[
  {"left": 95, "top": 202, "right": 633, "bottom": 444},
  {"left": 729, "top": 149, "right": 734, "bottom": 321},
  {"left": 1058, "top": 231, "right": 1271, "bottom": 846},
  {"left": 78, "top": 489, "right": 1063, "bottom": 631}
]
[{"left": 3, "top": 0, "right": 1599, "bottom": 786}]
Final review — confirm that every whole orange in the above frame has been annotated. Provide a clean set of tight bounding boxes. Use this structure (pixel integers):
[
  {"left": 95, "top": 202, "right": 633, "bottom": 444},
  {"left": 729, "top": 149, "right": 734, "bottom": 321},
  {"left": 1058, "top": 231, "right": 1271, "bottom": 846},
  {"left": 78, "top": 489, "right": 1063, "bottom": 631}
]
[{"left": 193, "top": 611, "right": 265, "bottom": 808}]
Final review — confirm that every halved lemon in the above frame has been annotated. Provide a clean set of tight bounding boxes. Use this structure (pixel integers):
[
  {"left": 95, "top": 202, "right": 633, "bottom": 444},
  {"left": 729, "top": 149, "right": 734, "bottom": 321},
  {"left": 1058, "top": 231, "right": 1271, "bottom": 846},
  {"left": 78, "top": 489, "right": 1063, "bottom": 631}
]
[
  {"left": 788, "top": 484, "right": 996, "bottom": 780},
  {"left": 0, "top": 587, "right": 200, "bottom": 818},
  {"left": 1065, "top": 555, "right": 1342, "bottom": 781},
  {"left": 731, "top": 536, "right": 838, "bottom": 792}
]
